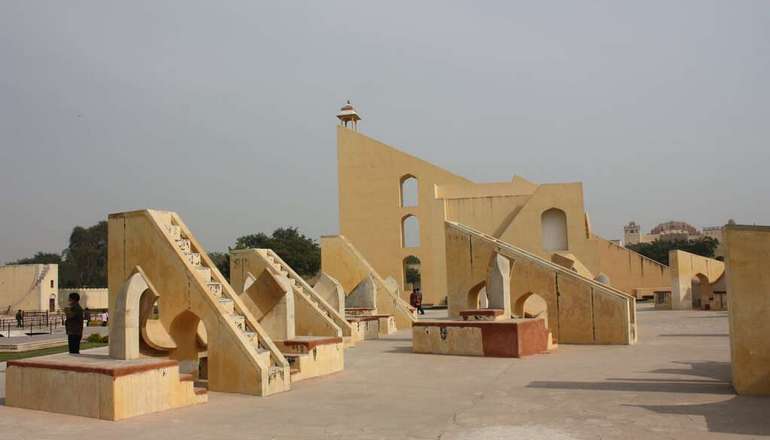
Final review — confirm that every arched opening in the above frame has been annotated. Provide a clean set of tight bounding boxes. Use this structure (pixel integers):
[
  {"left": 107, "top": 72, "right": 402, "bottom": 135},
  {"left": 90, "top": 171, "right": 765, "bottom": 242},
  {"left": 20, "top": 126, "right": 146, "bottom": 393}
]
[
  {"left": 49, "top": 294, "right": 56, "bottom": 312},
  {"left": 400, "top": 175, "right": 418, "bottom": 207},
  {"left": 467, "top": 281, "right": 486, "bottom": 309},
  {"left": 403, "top": 255, "right": 421, "bottom": 292},
  {"left": 169, "top": 310, "right": 208, "bottom": 378},
  {"left": 401, "top": 215, "right": 420, "bottom": 248},
  {"left": 478, "top": 287, "right": 489, "bottom": 308},
  {"left": 514, "top": 292, "right": 549, "bottom": 328},
  {"left": 541, "top": 208, "right": 568, "bottom": 251},
  {"left": 138, "top": 290, "right": 172, "bottom": 356},
  {"left": 691, "top": 274, "right": 710, "bottom": 310}
]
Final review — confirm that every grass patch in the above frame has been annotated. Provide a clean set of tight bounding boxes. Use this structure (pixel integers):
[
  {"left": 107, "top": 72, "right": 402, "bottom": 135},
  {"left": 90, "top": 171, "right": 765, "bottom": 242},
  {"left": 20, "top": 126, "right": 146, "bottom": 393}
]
[{"left": 0, "top": 342, "right": 108, "bottom": 362}]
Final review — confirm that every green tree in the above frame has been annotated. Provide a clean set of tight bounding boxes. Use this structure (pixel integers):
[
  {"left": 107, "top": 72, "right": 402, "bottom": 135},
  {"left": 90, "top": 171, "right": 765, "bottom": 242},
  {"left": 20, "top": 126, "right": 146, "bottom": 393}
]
[
  {"left": 60, "top": 221, "right": 108, "bottom": 288},
  {"left": 404, "top": 255, "right": 420, "bottom": 264},
  {"left": 208, "top": 252, "right": 230, "bottom": 280},
  {"left": 11, "top": 252, "right": 63, "bottom": 265},
  {"left": 233, "top": 227, "right": 320, "bottom": 276},
  {"left": 405, "top": 266, "right": 421, "bottom": 286},
  {"left": 627, "top": 237, "right": 719, "bottom": 266}
]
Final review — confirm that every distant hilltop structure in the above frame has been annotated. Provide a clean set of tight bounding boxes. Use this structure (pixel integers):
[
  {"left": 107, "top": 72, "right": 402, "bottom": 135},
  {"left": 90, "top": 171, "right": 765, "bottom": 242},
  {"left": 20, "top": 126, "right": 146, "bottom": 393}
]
[{"left": 623, "top": 219, "right": 735, "bottom": 246}]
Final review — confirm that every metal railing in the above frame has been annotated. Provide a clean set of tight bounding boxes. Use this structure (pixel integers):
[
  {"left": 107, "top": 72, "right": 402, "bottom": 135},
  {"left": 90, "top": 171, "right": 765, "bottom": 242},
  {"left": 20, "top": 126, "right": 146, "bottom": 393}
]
[{"left": 0, "top": 311, "right": 65, "bottom": 337}]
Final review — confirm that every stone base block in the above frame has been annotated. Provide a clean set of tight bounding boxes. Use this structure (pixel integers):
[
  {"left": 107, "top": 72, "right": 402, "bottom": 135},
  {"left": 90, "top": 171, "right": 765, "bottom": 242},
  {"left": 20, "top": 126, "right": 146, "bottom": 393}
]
[
  {"left": 6, "top": 354, "right": 206, "bottom": 420},
  {"left": 347, "top": 316, "right": 381, "bottom": 341},
  {"left": 278, "top": 336, "right": 344, "bottom": 382},
  {"left": 459, "top": 309, "right": 507, "bottom": 321},
  {"left": 412, "top": 318, "right": 550, "bottom": 358}
]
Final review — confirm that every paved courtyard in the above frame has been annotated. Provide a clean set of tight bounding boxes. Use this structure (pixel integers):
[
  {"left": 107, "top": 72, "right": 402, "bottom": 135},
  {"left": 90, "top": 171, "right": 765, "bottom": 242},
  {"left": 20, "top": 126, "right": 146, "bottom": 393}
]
[{"left": 1, "top": 304, "right": 768, "bottom": 439}]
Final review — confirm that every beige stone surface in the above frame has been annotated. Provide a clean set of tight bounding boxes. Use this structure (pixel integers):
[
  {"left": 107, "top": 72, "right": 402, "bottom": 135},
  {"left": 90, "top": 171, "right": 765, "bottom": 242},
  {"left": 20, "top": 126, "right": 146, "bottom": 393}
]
[
  {"left": 336, "top": 126, "right": 670, "bottom": 308},
  {"left": 0, "top": 263, "right": 58, "bottom": 312},
  {"left": 2, "top": 306, "right": 764, "bottom": 439},
  {"left": 284, "top": 342, "right": 344, "bottom": 382},
  {"left": 413, "top": 324, "right": 485, "bottom": 356},
  {"left": 5, "top": 354, "right": 204, "bottom": 420},
  {"left": 446, "top": 222, "right": 635, "bottom": 345},
  {"left": 321, "top": 235, "right": 415, "bottom": 329},
  {"left": 58, "top": 288, "right": 108, "bottom": 310},
  {"left": 108, "top": 210, "right": 290, "bottom": 396},
  {"left": 724, "top": 225, "right": 770, "bottom": 395},
  {"left": 229, "top": 248, "right": 346, "bottom": 382},
  {"left": 669, "top": 250, "right": 725, "bottom": 310},
  {"left": 230, "top": 248, "right": 349, "bottom": 340},
  {"left": 313, "top": 273, "right": 345, "bottom": 317}
]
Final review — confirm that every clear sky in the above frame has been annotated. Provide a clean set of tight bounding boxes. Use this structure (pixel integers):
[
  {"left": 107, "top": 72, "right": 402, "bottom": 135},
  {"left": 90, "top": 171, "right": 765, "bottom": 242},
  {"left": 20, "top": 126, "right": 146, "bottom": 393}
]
[{"left": 1, "top": 1, "right": 769, "bottom": 263}]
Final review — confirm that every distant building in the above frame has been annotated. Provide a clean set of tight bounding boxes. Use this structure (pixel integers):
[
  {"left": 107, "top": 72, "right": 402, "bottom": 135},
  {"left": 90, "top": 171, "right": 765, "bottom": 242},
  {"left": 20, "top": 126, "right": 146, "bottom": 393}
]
[
  {"left": 0, "top": 264, "right": 59, "bottom": 313},
  {"left": 58, "top": 287, "right": 109, "bottom": 310},
  {"left": 623, "top": 220, "right": 733, "bottom": 249}
]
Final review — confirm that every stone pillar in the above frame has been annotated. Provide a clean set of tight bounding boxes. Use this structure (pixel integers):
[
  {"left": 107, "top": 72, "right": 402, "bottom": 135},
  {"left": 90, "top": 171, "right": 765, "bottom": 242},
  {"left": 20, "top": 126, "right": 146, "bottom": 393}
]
[{"left": 486, "top": 254, "right": 512, "bottom": 317}]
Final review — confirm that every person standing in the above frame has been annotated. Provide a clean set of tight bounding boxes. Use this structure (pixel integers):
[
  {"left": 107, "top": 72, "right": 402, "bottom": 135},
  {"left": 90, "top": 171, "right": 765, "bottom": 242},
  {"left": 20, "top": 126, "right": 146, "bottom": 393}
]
[
  {"left": 64, "top": 292, "right": 84, "bottom": 354},
  {"left": 15, "top": 309, "right": 23, "bottom": 328},
  {"left": 411, "top": 288, "right": 425, "bottom": 315}
]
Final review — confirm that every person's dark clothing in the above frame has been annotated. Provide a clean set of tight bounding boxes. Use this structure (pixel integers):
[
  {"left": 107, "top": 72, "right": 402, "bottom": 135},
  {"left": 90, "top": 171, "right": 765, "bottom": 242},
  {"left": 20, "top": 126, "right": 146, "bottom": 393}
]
[
  {"left": 65, "top": 304, "right": 84, "bottom": 335},
  {"left": 15, "top": 310, "right": 23, "bottom": 328},
  {"left": 65, "top": 303, "right": 83, "bottom": 354},
  {"left": 67, "top": 334, "right": 81, "bottom": 354},
  {"left": 410, "top": 291, "right": 425, "bottom": 315},
  {"left": 84, "top": 309, "right": 91, "bottom": 322}
]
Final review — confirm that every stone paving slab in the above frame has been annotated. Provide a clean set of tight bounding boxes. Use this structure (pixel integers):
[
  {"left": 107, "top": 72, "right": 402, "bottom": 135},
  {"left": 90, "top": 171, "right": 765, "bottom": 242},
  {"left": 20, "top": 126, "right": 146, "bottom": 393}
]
[{"left": 0, "top": 305, "right": 767, "bottom": 439}]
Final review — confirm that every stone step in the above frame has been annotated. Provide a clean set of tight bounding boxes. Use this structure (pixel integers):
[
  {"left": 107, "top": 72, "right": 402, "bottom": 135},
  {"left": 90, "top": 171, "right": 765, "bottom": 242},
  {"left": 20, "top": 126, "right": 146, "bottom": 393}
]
[
  {"left": 176, "top": 238, "right": 191, "bottom": 254},
  {"left": 208, "top": 282, "right": 223, "bottom": 297},
  {"left": 186, "top": 252, "right": 201, "bottom": 266},
  {"left": 243, "top": 331, "right": 259, "bottom": 344},
  {"left": 195, "top": 267, "right": 212, "bottom": 282},
  {"left": 230, "top": 314, "right": 246, "bottom": 331},
  {"left": 218, "top": 297, "right": 234, "bottom": 313},
  {"left": 193, "top": 387, "right": 207, "bottom": 395},
  {"left": 166, "top": 225, "right": 181, "bottom": 240},
  {"left": 283, "top": 353, "right": 304, "bottom": 375},
  {"left": 257, "top": 348, "right": 272, "bottom": 366}
]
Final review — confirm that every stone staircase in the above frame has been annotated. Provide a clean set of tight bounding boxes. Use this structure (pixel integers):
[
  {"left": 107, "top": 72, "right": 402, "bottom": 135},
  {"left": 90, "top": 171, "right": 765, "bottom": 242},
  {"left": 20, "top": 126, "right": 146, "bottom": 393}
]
[
  {"left": 258, "top": 249, "right": 353, "bottom": 342},
  {"left": 179, "top": 373, "right": 208, "bottom": 404},
  {"left": 164, "top": 222, "right": 281, "bottom": 376},
  {"left": 446, "top": 221, "right": 638, "bottom": 345}
]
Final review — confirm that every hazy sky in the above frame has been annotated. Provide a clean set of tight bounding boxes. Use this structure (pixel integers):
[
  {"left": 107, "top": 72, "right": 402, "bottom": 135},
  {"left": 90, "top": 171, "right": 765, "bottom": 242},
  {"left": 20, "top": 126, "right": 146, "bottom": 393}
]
[{"left": 1, "top": 1, "right": 769, "bottom": 263}]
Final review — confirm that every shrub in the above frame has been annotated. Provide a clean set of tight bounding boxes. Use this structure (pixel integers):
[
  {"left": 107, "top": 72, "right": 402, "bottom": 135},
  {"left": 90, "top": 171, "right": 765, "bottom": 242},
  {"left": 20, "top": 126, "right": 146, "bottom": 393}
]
[{"left": 86, "top": 333, "right": 109, "bottom": 343}]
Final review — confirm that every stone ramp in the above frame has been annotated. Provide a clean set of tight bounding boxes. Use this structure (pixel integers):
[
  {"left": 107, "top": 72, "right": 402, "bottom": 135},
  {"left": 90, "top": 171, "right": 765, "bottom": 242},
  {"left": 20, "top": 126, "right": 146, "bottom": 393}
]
[
  {"left": 446, "top": 221, "right": 637, "bottom": 345},
  {"left": 321, "top": 235, "right": 416, "bottom": 329},
  {"left": 229, "top": 248, "right": 346, "bottom": 381},
  {"left": 108, "top": 210, "right": 291, "bottom": 396}
]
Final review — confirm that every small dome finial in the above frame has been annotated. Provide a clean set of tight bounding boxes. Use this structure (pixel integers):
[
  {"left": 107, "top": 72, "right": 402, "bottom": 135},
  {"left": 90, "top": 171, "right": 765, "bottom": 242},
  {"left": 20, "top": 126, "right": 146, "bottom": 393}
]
[{"left": 337, "top": 100, "right": 361, "bottom": 130}]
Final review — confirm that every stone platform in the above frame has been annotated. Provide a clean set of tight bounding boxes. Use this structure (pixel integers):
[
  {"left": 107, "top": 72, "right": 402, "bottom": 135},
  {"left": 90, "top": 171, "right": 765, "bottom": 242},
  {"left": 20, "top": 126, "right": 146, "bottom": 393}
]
[
  {"left": 277, "top": 336, "right": 344, "bottom": 382},
  {"left": 5, "top": 353, "right": 206, "bottom": 420},
  {"left": 412, "top": 318, "right": 550, "bottom": 357}
]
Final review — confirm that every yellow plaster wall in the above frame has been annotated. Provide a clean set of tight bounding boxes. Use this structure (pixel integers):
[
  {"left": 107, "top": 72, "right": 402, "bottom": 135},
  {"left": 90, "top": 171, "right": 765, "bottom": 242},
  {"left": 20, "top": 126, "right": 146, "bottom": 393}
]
[
  {"left": 108, "top": 210, "right": 290, "bottom": 396},
  {"left": 724, "top": 225, "right": 770, "bottom": 395},
  {"left": 6, "top": 362, "right": 203, "bottom": 421},
  {"left": 445, "top": 222, "right": 635, "bottom": 345},
  {"left": 231, "top": 249, "right": 347, "bottom": 339},
  {"left": 321, "top": 235, "right": 416, "bottom": 329},
  {"left": 336, "top": 126, "right": 669, "bottom": 308},
  {"left": 0, "top": 264, "right": 58, "bottom": 312},
  {"left": 669, "top": 250, "right": 725, "bottom": 310},
  {"left": 337, "top": 127, "right": 470, "bottom": 305}
]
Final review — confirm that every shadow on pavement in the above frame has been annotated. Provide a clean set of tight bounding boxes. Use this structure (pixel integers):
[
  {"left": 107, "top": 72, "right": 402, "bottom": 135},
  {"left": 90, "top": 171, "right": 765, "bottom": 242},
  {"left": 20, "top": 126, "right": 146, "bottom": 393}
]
[{"left": 527, "top": 361, "right": 770, "bottom": 435}]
